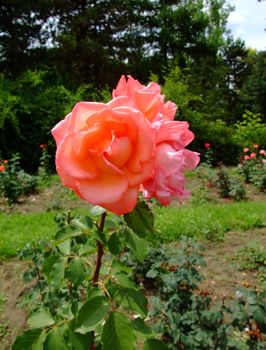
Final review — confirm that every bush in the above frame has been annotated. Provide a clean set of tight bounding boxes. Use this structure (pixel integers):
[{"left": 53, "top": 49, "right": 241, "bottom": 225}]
[
  {"left": 214, "top": 167, "right": 246, "bottom": 201},
  {"left": 127, "top": 238, "right": 266, "bottom": 349},
  {"left": 0, "top": 153, "right": 37, "bottom": 204},
  {"left": 233, "top": 111, "right": 266, "bottom": 151}
]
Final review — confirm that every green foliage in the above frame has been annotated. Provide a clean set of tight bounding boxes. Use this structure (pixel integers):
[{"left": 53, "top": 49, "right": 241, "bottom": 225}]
[
  {"left": 237, "top": 146, "right": 266, "bottom": 192},
  {"left": 0, "top": 70, "right": 103, "bottom": 171},
  {"left": 234, "top": 242, "right": 266, "bottom": 291},
  {"left": 14, "top": 202, "right": 157, "bottom": 349},
  {"left": 37, "top": 145, "right": 52, "bottom": 185},
  {"left": 241, "top": 51, "right": 266, "bottom": 121},
  {"left": 233, "top": 111, "right": 266, "bottom": 150},
  {"left": 0, "top": 153, "right": 37, "bottom": 204},
  {"left": 226, "top": 288, "right": 266, "bottom": 349},
  {"left": 215, "top": 167, "right": 246, "bottom": 200},
  {"left": 127, "top": 238, "right": 266, "bottom": 349}
]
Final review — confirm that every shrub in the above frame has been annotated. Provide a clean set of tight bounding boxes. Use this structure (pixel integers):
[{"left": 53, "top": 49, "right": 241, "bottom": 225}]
[
  {"left": 0, "top": 153, "right": 37, "bottom": 204},
  {"left": 238, "top": 145, "right": 266, "bottom": 191},
  {"left": 233, "top": 111, "right": 266, "bottom": 151},
  {"left": 215, "top": 167, "right": 246, "bottom": 201},
  {"left": 127, "top": 238, "right": 266, "bottom": 349}
]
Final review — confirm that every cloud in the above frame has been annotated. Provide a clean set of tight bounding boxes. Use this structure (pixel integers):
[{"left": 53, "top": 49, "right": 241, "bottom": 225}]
[{"left": 226, "top": 0, "right": 266, "bottom": 50}]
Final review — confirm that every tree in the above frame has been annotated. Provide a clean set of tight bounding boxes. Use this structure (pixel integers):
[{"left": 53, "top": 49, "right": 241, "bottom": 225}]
[
  {"left": 0, "top": 0, "right": 53, "bottom": 75},
  {"left": 241, "top": 51, "right": 266, "bottom": 122}
]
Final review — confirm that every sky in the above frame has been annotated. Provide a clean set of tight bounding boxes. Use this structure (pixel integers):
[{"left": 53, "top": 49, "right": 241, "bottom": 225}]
[{"left": 227, "top": 0, "right": 266, "bottom": 50}]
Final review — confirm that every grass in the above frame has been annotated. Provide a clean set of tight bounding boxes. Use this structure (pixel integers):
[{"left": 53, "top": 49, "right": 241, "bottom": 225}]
[
  {"left": 0, "top": 212, "right": 57, "bottom": 258},
  {"left": 0, "top": 200, "right": 265, "bottom": 258},
  {"left": 154, "top": 201, "right": 266, "bottom": 242}
]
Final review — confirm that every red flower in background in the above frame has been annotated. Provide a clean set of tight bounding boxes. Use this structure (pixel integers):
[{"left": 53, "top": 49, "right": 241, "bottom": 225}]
[
  {"left": 0, "top": 165, "right": 5, "bottom": 172},
  {"left": 204, "top": 142, "right": 211, "bottom": 149}
]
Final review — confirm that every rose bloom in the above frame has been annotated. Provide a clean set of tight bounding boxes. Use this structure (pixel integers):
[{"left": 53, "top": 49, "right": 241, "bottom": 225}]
[
  {"left": 204, "top": 142, "right": 211, "bottom": 149},
  {"left": 113, "top": 76, "right": 199, "bottom": 205},
  {"left": 244, "top": 155, "right": 250, "bottom": 160},
  {"left": 113, "top": 75, "right": 177, "bottom": 122},
  {"left": 3, "top": 160, "right": 8, "bottom": 164},
  {"left": 253, "top": 144, "right": 259, "bottom": 148},
  {"left": 250, "top": 152, "right": 256, "bottom": 158},
  {"left": 142, "top": 121, "right": 200, "bottom": 205},
  {"left": 52, "top": 98, "right": 155, "bottom": 215},
  {"left": 259, "top": 149, "right": 266, "bottom": 156},
  {"left": 243, "top": 147, "right": 249, "bottom": 153},
  {"left": 0, "top": 165, "right": 5, "bottom": 172}
]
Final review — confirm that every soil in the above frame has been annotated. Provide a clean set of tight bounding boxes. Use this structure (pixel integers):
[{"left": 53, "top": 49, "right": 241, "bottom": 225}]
[
  {"left": 0, "top": 260, "right": 28, "bottom": 350},
  {"left": 0, "top": 176, "right": 265, "bottom": 349}
]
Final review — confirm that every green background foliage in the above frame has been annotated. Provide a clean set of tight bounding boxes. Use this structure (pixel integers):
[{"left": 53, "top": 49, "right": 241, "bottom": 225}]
[{"left": 0, "top": 0, "right": 265, "bottom": 169}]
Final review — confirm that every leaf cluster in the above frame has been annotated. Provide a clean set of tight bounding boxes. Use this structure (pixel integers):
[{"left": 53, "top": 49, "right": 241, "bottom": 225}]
[
  {"left": 14, "top": 201, "right": 166, "bottom": 349},
  {"left": 0, "top": 153, "right": 37, "bottom": 204},
  {"left": 127, "top": 237, "right": 266, "bottom": 349}
]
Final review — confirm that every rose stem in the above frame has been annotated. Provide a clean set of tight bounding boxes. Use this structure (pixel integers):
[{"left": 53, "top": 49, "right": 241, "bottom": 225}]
[
  {"left": 91, "top": 212, "right": 106, "bottom": 350},
  {"left": 92, "top": 212, "right": 106, "bottom": 286}
]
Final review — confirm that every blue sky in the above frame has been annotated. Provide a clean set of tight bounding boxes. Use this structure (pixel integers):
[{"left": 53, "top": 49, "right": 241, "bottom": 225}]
[{"left": 227, "top": 0, "right": 266, "bottom": 50}]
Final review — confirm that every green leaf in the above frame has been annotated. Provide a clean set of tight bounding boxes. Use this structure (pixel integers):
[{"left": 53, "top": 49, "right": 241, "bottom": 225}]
[
  {"left": 28, "top": 308, "right": 55, "bottom": 328},
  {"left": 12, "top": 329, "right": 44, "bottom": 350},
  {"left": 32, "top": 330, "right": 47, "bottom": 350},
  {"left": 68, "top": 258, "right": 86, "bottom": 285},
  {"left": 76, "top": 296, "right": 110, "bottom": 334},
  {"left": 108, "top": 232, "right": 123, "bottom": 255},
  {"left": 125, "top": 230, "right": 149, "bottom": 262},
  {"left": 143, "top": 339, "right": 168, "bottom": 350},
  {"left": 55, "top": 226, "right": 83, "bottom": 242},
  {"left": 112, "top": 260, "right": 132, "bottom": 274},
  {"left": 43, "top": 326, "right": 68, "bottom": 350},
  {"left": 50, "top": 257, "right": 67, "bottom": 288},
  {"left": 102, "top": 312, "right": 135, "bottom": 350},
  {"left": 71, "top": 216, "right": 94, "bottom": 230},
  {"left": 124, "top": 200, "right": 154, "bottom": 238},
  {"left": 43, "top": 254, "right": 59, "bottom": 278},
  {"left": 114, "top": 288, "right": 148, "bottom": 317},
  {"left": 57, "top": 239, "right": 71, "bottom": 255},
  {"left": 87, "top": 287, "right": 105, "bottom": 300},
  {"left": 65, "top": 327, "right": 93, "bottom": 350},
  {"left": 132, "top": 317, "right": 152, "bottom": 335},
  {"left": 90, "top": 206, "right": 106, "bottom": 216},
  {"left": 114, "top": 271, "right": 136, "bottom": 289}
]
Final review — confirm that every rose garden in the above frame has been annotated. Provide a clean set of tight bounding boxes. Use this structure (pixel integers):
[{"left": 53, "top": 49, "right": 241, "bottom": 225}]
[
  {"left": 0, "top": 75, "right": 265, "bottom": 350},
  {"left": 0, "top": 2, "right": 266, "bottom": 349}
]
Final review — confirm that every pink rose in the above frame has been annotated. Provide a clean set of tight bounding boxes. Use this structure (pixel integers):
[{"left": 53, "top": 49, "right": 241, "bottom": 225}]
[
  {"left": 243, "top": 147, "right": 249, "bottom": 153},
  {"left": 244, "top": 155, "right": 250, "bottom": 160},
  {"left": 204, "top": 142, "right": 211, "bottom": 149},
  {"left": 142, "top": 121, "right": 200, "bottom": 205},
  {"left": 0, "top": 165, "right": 4, "bottom": 172},
  {"left": 250, "top": 152, "right": 256, "bottom": 158},
  {"left": 113, "top": 75, "right": 177, "bottom": 122},
  {"left": 259, "top": 149, "right": 265, "bottom": 156},
  {"left": 52, "top": 99, "right": 155, "bottom": 215},
  {"left": 253, "top": 144, "right": 259, "bottom": 148}
]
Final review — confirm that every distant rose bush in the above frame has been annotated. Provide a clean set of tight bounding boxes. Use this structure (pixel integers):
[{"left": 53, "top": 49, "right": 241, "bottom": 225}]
[{"left": 52, "top": 75, "right": 199, "bottom": 214}]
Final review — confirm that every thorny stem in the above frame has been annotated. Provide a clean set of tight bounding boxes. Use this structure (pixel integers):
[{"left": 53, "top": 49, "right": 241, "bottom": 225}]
[
  {"left": 92, "top": 212, "right": 106, "bottom": 287},
  {"left": 91, "top": 212, "right": 107, "bottom": 350}
]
